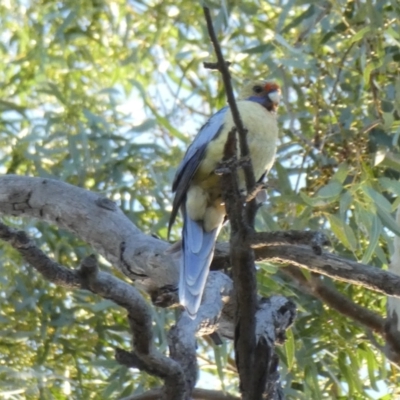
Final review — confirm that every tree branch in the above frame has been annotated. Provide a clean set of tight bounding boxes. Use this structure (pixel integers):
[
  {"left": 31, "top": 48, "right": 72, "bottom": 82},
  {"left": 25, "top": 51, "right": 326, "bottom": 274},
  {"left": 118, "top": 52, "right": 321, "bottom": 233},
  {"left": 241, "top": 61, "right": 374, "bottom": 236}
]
[
  {"left": 0, "top": 221, "right": 186, "bottom": 400},
  {"left": 202, "top": 8, "right": 268, "bottom": 399},
  {"left": 256, "top": 244, "right": 400, "bottom": 298},
  {"left": 121, "top": 388, "right": 240, "bottom": 400},
  {"left": 253, "top": 296, "right": 296, "bottom": 398},
  {"left": 2, "top": 175, "right": 400, "bottom": 303},
  {"left": 0, "top": 175, "right": 178, "bottom": 297},
  {"left": 283, "top": 265, "right": 400, "bottom": 368},
  {"left": 0, "top": 221, "right": 82, "bottom": 289},
  {"left": 79, "top": 256, "right": 186, "bottom": 400},
  {"left": 283, "top": 266, "right": 385, "bottom": 333},
  {"left": 4, "top": 174, "right": 400, "bottom": 392},
  {"left": 203, "top": 61, "right": 232, "bottom": 71}
]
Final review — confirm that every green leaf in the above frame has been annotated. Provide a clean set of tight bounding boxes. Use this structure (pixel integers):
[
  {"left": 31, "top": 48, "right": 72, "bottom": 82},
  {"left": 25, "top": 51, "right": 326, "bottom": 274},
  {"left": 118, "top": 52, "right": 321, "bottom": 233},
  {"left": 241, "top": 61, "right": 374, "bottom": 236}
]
[
  {"left": 339, "top": 191, "right": 353, "bottom": 219},
  {"left": 299, "top": 191, "right": 329, "bottom": 207},
  {"left": 316, "top": 181, "right": 343, "bottom": 199},
  {"left": 349, "top": 26, "right": 371, "bottom": 44},
  {"left": 365, "top": 346, "right": 379, "bottom": 391},
  {"left": 362, "top": 186, "right": 392, "bottom": 213},
  {"left": 101, "top": 379, "right": 120, "bottom": 398},
  {"left": 377, "top": 207, "right": 400, "bottom": 236},
  {"left": 284, "top": 328, "right": 295, "bottom": 371},
  {"left": 327, "top": 214, "right": 357, "bottom": 251},
  {"left": 361, "top": 214, "right": 381, "bottom": 264},
  {"left": 378, "top": 177, "right": 400, "bottom": 195},
  {"left": 382, "top": 112, "right": 394, "bottom": 129},
  {"left": 90, "top": 299, "right": 114, "bottom": 312},
  {"left": 213, "top": 343, "right": 226, "bottom": 390},
  {"left": 127, "top": 119, "right": 156, "bottom": 133},
  {"left": 258, "top": 262, "right": 279, "bottom": 274},
  {"left": 243, "top": 44, "right": 274, "bottom": 54},
  {"left": 281, "top": 5, "right": 315, "bottom": 33},
  {"left": 274, "top": 33, "right": 303, "bottom": 55},
  {"left": 338, "top": 352, "right": 354, "bottom": 395},
  {"left": 304, "top": 363, "right": 323, "bottom": 398},
  {"left": 332, "top": 163, "right": 350, "bottom": 184},
  {"left": 363, "top": 59, "right": 384, "bottom": 84},
  {"left": 38, "top": 82, "right": 67, "bottom": 104}
]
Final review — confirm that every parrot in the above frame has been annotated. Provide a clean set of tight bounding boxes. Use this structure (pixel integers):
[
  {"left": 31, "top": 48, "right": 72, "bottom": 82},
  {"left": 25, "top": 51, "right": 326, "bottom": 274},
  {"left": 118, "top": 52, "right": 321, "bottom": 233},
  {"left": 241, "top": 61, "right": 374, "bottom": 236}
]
[{"left": 168, "top": 80, "right": 281, "bottom": 318}]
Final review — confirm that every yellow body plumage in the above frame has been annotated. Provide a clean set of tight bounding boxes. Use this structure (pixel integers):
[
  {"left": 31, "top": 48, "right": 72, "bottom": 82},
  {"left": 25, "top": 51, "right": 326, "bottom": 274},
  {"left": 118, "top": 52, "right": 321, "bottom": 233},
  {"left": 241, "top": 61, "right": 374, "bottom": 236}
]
[
  {"left": 186, "top": 100, "right": 279, "bottom": 232},
  {"left": 170, "top": 79, "right": 281, "bottom": 317}
]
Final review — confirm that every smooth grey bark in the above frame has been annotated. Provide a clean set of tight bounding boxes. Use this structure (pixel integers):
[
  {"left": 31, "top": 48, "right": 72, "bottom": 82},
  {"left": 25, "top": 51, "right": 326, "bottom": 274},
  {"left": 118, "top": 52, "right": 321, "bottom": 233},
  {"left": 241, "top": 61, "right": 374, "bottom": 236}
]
[{"left": 2, "top": 174, "right": 400, "bottom": 320}]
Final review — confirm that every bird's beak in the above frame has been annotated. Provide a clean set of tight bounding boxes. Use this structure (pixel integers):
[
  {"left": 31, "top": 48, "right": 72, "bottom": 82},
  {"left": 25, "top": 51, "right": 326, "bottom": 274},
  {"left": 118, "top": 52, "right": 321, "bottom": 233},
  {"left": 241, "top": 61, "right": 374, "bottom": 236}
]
[{"left": 268, "top": 90, "right": 281, "bottom": 105}]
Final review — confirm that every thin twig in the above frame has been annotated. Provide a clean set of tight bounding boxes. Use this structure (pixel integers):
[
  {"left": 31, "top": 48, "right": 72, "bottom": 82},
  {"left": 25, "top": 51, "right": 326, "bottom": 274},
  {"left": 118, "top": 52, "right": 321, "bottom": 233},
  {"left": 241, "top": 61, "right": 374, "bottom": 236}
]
[
  {"left": 203, "top": 7, "right": 268, "bottom": 399},
  {"left": 202, "top": 7, "right": 256, "bottom": 195},
  {"left": 203, "top": 61, "right": 232, "bottom": 70}
]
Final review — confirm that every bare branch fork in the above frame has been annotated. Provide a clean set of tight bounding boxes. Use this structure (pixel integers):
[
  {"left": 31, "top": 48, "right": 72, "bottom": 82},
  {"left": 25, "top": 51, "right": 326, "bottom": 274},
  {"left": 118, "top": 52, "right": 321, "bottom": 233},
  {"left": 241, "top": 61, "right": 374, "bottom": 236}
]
[
  {"left": 0, "top": 217, "right": 239, "bottom": 400},
  {"left": 0, "top": 222, "right": 186, "bottom": 399},
  {"left": 3, "top": 176, "right": 400, "bottom": 393},
  {"left": 203, "top": 7, "right": 288, "bottom": 399},
  {"left": 2, "top": 175, "right": 400, "bottom": 298}
]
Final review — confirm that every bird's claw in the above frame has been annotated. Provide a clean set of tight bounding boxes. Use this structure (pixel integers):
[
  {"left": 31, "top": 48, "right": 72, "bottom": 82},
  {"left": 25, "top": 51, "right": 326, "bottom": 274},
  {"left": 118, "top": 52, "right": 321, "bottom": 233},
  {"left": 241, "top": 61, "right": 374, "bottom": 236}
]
[
  {"left": 246, "top": 182, "right": 268, "bottom": 202},
  {"left": 215, "top": 155, "right": 251, "bottom": 175}
]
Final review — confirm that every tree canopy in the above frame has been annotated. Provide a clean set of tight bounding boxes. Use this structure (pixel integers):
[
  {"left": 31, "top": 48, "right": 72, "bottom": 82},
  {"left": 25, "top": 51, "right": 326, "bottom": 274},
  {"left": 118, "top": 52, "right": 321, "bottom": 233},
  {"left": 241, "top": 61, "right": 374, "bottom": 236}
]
[{"left": 1, "top": 0, "right": 400, "bottom": 399}]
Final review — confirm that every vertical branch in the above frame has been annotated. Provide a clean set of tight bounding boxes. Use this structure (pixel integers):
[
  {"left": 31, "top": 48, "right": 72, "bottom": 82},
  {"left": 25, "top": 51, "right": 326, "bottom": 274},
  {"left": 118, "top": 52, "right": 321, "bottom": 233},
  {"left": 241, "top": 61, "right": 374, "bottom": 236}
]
[
  {"left": 203, "top": 7, "right": 269, "bottom": 399},
  {"left": 202, "top": 7, "right": 256, "bottom": 195}
]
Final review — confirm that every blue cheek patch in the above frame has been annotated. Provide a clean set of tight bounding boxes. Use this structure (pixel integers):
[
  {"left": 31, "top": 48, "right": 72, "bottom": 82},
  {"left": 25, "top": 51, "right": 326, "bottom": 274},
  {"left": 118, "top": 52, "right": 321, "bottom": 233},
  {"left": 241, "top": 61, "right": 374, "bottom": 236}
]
[{"left": 246, "top": 95, "right": 267, "bottom": 105}]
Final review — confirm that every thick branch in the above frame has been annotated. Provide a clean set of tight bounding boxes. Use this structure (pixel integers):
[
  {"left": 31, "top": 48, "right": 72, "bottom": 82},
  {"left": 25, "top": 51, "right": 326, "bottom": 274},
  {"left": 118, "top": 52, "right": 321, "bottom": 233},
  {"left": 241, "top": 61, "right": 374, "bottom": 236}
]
[
  {"left": 0, "top": 175, "right": 178, "bottom": 297},
  {"left": 3, "top": 175, "right": 400, "bottom": 330},
  {"left": 168, "top": 271, "right": 234, "bottom": 397},
  {"left": 283, "top": 266, "right": 385, "bottom": 333},
  {"left": 2, "top": 176, "right": 400, "bottom": 302},
  {"left": 121, "top": 388, "right": 240, "bottom": 400},
  {"left": 257, "top": 244, "right": 400, "bottom": 298},
  {"left": 0, "top": 222, "right": 186, "bottom": 400},
  {"left": 80, "top": 257, "right": 186, "bottom": 400},
  {"left": 251, "top": 230, "right": 329, "bottom": 249},
  {"left": 253, "top": 296, "right": 296, "bottom": 398},
  {"left": 5, "top": 174, "right": 400, "bottom": 393}
]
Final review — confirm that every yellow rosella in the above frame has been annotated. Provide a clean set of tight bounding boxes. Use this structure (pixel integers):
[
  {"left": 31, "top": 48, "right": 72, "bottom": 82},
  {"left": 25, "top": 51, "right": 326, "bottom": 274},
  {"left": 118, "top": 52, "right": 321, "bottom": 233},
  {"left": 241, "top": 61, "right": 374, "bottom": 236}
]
[{"left": 169, "top": 80, "right": 281, "bottom": 317}]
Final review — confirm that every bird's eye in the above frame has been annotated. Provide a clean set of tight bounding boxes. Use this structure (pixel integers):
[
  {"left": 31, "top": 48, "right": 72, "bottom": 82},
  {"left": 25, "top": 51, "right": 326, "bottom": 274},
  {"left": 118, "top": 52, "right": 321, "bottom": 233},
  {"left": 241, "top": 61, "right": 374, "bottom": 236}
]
[{"left": 253, "top": 85, "right": 263, "bottom": 94}]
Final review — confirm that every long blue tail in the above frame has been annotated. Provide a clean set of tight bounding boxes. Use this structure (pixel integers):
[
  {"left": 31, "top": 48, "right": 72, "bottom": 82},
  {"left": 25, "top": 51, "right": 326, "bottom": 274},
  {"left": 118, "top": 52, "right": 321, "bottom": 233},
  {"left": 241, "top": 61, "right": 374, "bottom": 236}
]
[{"left": 179, "top": 210, "right": 220, "bottom": 318}]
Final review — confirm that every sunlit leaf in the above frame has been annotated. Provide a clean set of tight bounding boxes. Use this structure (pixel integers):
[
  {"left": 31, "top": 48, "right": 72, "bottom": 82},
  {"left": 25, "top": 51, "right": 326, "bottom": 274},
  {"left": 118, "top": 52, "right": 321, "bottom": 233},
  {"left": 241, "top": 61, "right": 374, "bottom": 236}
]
[
  {"left": 361, "top": 214, "right": 381, "bottom": 264},
  {"left": 284, "top": 328, "right": 295, "bottom": 371},
  {"left": 1, "top": 0, "right": 400, "bottom": 398}
]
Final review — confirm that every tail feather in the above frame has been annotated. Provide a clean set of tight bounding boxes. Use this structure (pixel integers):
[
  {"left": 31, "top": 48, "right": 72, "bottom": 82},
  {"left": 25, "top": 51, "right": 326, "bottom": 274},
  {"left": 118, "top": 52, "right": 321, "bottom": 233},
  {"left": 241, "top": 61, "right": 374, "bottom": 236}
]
[
  {"left": 186, "top": 213, "right": 204, "bottom": 254},
  {"left": 179, "top": 212, "right": 221, "bottom": 318}
]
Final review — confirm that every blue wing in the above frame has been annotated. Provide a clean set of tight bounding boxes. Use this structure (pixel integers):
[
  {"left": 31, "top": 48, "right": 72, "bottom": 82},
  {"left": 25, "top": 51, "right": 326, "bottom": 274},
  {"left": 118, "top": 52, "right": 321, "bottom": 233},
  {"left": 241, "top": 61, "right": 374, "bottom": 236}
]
[
  {"left": 168, "top": 106, "right": 228, "bottom": 317},
  {"left": 168, "top": 106, "right": 228, "bottom": 236}
]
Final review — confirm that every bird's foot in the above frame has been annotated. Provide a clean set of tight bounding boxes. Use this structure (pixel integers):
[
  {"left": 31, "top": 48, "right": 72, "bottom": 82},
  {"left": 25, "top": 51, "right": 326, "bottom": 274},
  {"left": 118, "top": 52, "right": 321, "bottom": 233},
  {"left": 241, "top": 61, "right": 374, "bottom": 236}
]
[
  {"left": 215, "top": 155, "right": 251, "bottom": 175},
  {"left": 151, "top": 285, "right": 179, "bottom": 308},
  {"left": 246, "top": 182, "right": 268, "bottom": 202}
]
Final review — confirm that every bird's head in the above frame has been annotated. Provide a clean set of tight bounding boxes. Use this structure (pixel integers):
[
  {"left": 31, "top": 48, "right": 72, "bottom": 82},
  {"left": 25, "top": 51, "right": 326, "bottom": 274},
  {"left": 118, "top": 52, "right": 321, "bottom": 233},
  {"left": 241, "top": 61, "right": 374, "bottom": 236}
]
[{"left": 238, "top": 80, "right": 281, "bottom": 113}]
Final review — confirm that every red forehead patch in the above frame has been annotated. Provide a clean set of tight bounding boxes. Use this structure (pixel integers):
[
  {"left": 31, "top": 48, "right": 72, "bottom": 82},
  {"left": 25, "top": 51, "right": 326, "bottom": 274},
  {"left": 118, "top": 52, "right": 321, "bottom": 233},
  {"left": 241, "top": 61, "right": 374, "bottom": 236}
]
[{"left": 264, "top": 82, "right": 280, "bottom": 93}]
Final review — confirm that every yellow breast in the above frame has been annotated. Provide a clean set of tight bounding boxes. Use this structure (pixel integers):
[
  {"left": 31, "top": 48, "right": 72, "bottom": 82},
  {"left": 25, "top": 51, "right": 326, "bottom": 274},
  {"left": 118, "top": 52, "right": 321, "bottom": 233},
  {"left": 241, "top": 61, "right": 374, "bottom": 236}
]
[{"left": 186, "top": 100, "right": 278, "bottom": 230}]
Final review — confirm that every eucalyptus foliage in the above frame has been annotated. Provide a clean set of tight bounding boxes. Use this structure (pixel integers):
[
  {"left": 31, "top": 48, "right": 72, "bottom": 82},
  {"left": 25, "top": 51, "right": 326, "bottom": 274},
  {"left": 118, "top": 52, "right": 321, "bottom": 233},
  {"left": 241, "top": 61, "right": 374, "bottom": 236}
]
[{"left": 0, "top": 0, "right": 399, "bottom": 398}]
